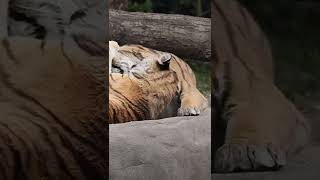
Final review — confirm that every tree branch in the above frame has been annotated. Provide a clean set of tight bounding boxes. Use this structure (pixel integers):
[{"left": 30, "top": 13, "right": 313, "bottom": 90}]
[{"left": 110, "top": 10, "right": 211, "bottom": 62}]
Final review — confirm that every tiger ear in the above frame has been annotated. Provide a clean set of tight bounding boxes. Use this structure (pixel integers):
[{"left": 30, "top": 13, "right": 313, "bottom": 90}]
[
  {"left": 157, "top": 53, "right": 172, "bottom": 65},
  {"left": 109, "top": 41, "right": 120, "bottom": 50}
]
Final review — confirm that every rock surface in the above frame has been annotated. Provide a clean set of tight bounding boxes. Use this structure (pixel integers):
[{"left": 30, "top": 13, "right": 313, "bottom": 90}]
[{"left": 109, "top": 109, "right": 211, "bottom": 180}]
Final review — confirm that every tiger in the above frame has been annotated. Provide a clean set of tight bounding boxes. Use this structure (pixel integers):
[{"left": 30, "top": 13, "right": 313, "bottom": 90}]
[
  {"left": 109, "top": 70, "right": 180, "bottom": 123},
  {"left": 108, "top": 41, "right": 208, "bottom": 123},
  {"left": 212, "top": 0, "right": 311, "bottom": 173}
]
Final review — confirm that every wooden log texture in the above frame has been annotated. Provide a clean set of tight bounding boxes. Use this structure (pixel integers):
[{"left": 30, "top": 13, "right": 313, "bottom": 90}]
[{"left": 110, "top": 10, "right": 211, "bottom": 61}]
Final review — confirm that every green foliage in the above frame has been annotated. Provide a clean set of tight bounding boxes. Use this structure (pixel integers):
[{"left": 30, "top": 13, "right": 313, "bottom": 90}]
[
  {"left": 128, "top": 0, "right": 153, "bottom": 12},
  {"left": 128, "top": 0, "right": 211, "bottom": 17},
  {"left": 185, "top": 60, "right": 211, "bottom": 98},
  {"left": 273, "top": 38, "right": 320, "bottom": 103}
]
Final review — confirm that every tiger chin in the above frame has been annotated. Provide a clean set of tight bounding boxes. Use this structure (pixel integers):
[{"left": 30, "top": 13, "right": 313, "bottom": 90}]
[{"left": 108, "top": 41, "right": 208, "bottom": 123}]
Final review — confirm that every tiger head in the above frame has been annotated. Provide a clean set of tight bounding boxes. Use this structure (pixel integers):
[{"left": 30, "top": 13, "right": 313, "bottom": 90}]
[{"left": 109, "top": 41, "right": 172, "bottom": 78}]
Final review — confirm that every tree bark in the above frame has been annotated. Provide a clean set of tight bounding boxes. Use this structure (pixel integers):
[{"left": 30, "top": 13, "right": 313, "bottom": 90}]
[{"left": 110, "top": 10, "right": 211, "bottom": 62}]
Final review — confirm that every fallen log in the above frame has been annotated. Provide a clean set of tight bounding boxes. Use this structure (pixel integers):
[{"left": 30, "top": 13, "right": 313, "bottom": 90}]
[{"left": 110, "top": 10, "right": 211, "bottom": 61}]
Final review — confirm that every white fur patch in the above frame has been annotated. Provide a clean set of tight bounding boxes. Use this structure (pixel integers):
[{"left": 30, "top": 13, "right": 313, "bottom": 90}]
[{"left": 109, "top": 41, "right": 120, "bottom": 74}]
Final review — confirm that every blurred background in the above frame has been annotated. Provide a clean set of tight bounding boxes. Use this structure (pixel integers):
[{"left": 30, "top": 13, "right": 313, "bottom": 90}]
[
  {"left": 239, "top": 0, "right": 320, "bottom": 112},
  {"left": 127, "top": 0, "right": 211, "bottom": 17}
]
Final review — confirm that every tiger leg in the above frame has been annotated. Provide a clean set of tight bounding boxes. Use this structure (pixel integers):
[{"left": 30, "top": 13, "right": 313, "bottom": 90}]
[
  {"left": 214, "top": 60, "right": 310, "bottom": 172},
  {"left": 177, "top": 82, "right": 208, "bottom": 116},
  {"left": 212, "top": 0, "right": 310, "bottom": 172},
  {"left": 169, "top": 57, "right": 208, "bottom": 116}
]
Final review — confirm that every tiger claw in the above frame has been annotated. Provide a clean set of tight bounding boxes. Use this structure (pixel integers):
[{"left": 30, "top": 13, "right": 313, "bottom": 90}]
[
  {"left": 177, "top": 107, "right": 201, "bottom": 116},
  {"left": 214, "top": 143, "right": 286, "bottom": 173}
]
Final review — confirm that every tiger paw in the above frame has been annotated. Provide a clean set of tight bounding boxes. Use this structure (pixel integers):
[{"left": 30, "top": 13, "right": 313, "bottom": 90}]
[
  {"left": 214, "top": 143, "right": 286, "bottom": 172},
  {"left": 177, "top": 90, "right": 208, "bottom": 116},
  {"left": 177, "top": 106, "right": 201, "bottom": 116}
]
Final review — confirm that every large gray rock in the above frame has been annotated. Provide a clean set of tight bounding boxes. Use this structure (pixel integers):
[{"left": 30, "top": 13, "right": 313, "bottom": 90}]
[{"left": 109, "top": 109, "right": 211, "bottom": 180}]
